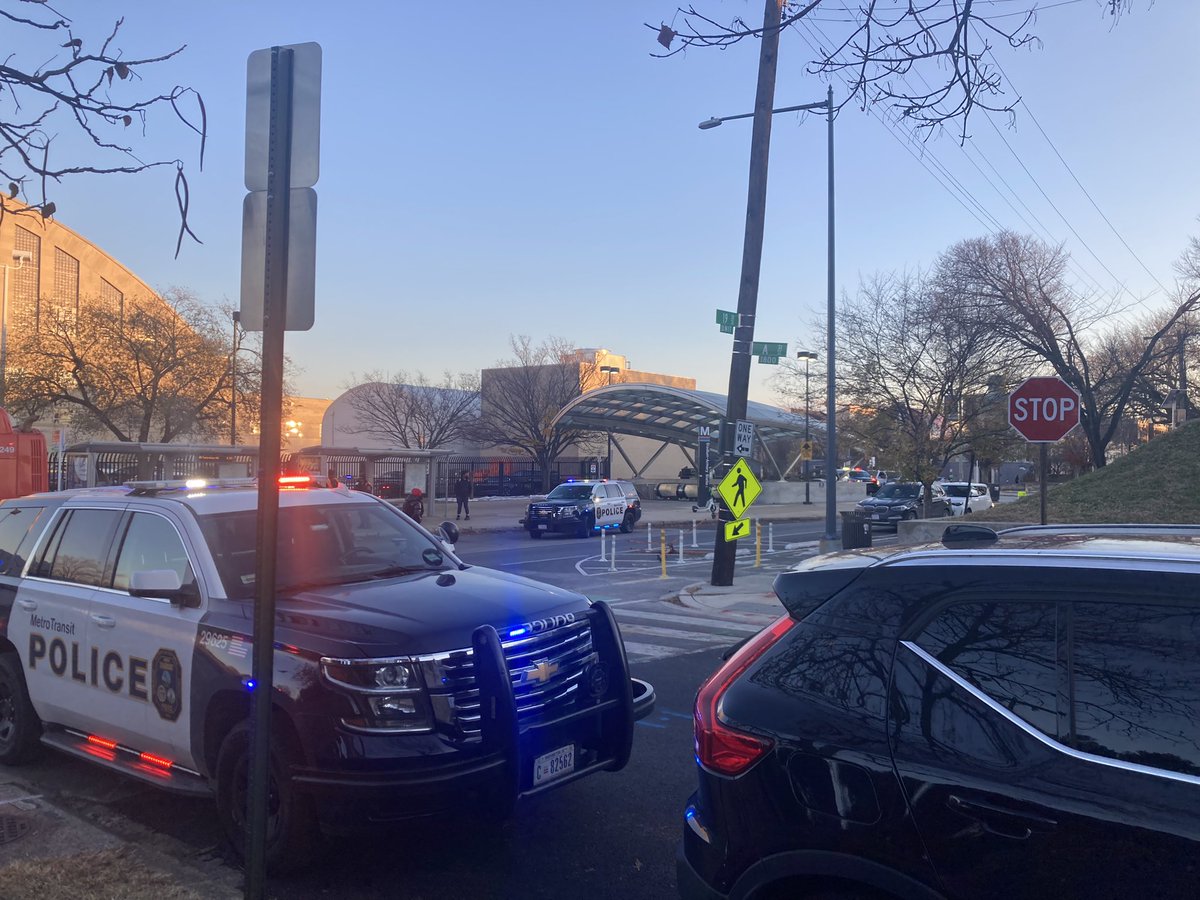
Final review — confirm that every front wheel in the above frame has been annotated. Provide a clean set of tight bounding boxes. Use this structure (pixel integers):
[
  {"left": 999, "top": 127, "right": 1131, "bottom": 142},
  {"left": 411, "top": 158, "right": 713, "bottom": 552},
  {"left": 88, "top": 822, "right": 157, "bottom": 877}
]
[
  {"left": 576, "top": 515, "right": 594, "bottom": 539},
  {"left": 0, "top": 654, "right": 41, "bottom": 765},
  {"left": 215, "top": 721, "right": 319, "bottom": 874},
  {"left": 528, "top": 529, "right": 543, "bottom": 539}
]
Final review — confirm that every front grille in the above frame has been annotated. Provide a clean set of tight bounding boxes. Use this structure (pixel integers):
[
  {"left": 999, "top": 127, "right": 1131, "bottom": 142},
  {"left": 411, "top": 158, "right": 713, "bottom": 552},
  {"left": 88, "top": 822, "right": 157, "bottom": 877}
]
[{"left": 425, "top": 618, "right": 596, "bottom": 740}]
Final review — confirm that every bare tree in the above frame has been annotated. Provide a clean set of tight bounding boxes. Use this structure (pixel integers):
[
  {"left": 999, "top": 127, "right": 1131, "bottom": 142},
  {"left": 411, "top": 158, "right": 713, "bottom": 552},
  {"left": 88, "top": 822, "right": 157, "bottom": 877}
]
[
  {"left": 1, "top": 3, "right": 206, "bottom": 253},
  {"left": 652, "top": 2, "right": 1137, "bottom": 137},
  {"left": 10, "top": 288, "right": 252, "bottom": 442},
  {"left": 938, "top": 232, "right": 1200, "bottom": 469},
  {"left": 340, "top": 371, "right": 480, "bottom": 449},
  {"left": 835, "top": 271, "right": 1016, "bottom": 502},
  {"left": 473, "top": 336, "right": 602, "bottom": 491}
]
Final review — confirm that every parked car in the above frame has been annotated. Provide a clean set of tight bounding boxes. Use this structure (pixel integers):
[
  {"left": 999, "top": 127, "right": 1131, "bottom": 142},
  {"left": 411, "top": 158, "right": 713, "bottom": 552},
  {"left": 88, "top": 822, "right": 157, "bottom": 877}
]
[
  {"left": 679, "top": 523, "right": 1200, "bottom": 900},
  {"left": 857, "top": 480, "right": 951, "bottom": 528},
  {"left": 941, "top": 480, "right": 994, "bottom": 516}
]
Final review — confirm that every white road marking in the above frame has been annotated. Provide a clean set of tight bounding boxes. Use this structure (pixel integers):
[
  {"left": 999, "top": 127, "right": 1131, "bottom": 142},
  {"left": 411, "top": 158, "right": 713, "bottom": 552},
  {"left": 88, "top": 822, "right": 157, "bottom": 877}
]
[
  {"left": 614, "top": 622, "right": 730, "bottom": 644},
  {"left": 614, "top": 608, "right": 764, "bottom": 633},
  {"left": 621, "top": 641, "right": 716, "bottom": 660}
]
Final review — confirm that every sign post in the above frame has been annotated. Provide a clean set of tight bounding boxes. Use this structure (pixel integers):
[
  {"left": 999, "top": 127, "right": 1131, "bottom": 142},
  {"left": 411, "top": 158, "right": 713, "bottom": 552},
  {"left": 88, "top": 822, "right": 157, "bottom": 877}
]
[
  {"left": 1008, "top": 377, "right": 1080, "bottom": 526},
  {"left": 241, "top": 42, "right": 321, "bottom": 900}
]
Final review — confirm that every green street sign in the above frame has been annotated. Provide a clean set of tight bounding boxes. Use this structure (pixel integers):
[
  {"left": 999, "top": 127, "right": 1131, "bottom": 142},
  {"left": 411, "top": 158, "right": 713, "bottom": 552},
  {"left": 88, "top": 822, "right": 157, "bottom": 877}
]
[
  {"left": 752, "top": 341, "right": 787, "bottom": 357},
  {"left": 715, "top": 309, "right": 738, "bottom": 328},
  {"left": 719, "top": 323, "right": 735, "bottom": 334},
  {"left": 757, "top": 355, "right": 780, "bottom": 365}
]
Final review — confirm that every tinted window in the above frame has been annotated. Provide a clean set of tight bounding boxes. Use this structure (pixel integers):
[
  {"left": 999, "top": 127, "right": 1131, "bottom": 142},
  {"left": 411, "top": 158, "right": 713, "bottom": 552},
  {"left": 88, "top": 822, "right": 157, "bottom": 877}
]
[
  {"left": 918, "top": 601, "right": 1060, "bottom": 737},
  {"left": 876, "top": 483, "right": 920, "bottom": 499},
  {"left": 1070, "top": 602, "right": 1200, "bottom": 777},
  {"left": 604, "top": 484, "right": 622, "bottom": 499},
  {"left": 41, "top": 509, "right": 122, "bottom": 587},
  {"left": 0, "top": 506, "right": 46, "bottom": 575},
  {"left": 546, "top": 484, "right": 592, "bottom": 500},
  {"left": 112, "top": 513, "right": 196, "bottom": 593}
]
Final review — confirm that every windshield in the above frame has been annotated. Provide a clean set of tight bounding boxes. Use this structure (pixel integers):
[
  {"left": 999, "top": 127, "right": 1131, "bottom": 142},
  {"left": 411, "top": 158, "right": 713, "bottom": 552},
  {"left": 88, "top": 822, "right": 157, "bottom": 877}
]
[
  {"left": 547, "top": 484, "right": 594, "bottom": 500},
  {"left": 199, "top": 501, "right": 453, "bottom": 600},
  {"left": 875, "top": 483, "right": 920, "bottom": 500},
  {"left": 943, "top": 484, "right": 971, "bottom": 498}
]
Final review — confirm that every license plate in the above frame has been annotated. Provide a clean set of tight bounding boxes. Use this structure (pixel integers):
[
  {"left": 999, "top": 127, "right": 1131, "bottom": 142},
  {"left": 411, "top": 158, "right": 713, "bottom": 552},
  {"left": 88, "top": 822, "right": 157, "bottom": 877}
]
[
  {"left": 872, "top": 513, "right": 883, "bottom": 520},
  {"left": 533, "top": 744, "right": 575, "bottom": 786},
  {"left": 538, "top": 523, "right": 548, "bottom": 530}
]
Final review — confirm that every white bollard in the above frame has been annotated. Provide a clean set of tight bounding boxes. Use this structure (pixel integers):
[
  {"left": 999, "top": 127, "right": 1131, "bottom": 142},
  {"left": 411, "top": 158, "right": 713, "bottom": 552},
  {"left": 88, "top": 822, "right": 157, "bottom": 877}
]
[
  {"left": 691, "top": 519, "right": 698, "bottom": 549},
  {"left": 599, "top": 528, "right": 607, "bottom": 562},
  {"left": 610, "top": 536, "right": 617, "bottom": 572},
  {"left": 768, "top": 522, "right": 775, "bottom": 553},
  {"left": 679, "top": 529, "right": 685, "bottom": 564},
  {"left": 647, "top": 522, "right": 652, "bottom": 552}
]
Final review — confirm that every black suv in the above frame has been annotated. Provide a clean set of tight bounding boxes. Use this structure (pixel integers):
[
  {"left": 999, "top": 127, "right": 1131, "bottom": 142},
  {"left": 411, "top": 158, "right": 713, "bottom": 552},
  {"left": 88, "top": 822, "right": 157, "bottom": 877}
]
[
  {"left": 858, "top": 480, "right": 951, "bottom": 529},
  {"left": 679, "top": 524, "right": 1200, "bottom": 900}
]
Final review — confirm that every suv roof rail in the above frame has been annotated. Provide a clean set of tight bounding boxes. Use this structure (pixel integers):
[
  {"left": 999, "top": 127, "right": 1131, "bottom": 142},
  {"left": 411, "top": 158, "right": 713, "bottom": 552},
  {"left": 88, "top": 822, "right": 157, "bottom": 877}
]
[
  {"left": 998, "top": 523, "right": 1200, "bottom": 538},
  {"left": 941, "top": 524, "right": 1000, "bottom": 546}
]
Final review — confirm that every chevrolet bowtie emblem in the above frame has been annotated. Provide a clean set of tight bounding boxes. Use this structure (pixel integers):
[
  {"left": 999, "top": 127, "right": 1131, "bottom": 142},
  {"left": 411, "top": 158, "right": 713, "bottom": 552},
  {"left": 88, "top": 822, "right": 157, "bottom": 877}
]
[{"left": 526, "top": 660, "right": 559, "bottom": 684}]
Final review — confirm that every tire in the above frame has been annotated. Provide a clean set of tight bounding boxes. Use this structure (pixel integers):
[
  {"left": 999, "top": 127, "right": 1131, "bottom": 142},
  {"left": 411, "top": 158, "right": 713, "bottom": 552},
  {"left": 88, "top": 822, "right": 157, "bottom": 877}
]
[
  {"left": 902, "top": 510, "right": 917, "bottom": 521},
  {"left": 215, "top": 720, "right": 319, "bottom": 874},
  {"left": 576, "top": 515, "right": 594, "bottom": 539},
  {"left": 619, "top": 512, "right": 635, "bottom": 534},
  {"left": 528, "top": 529, "right": 543, "bottom": 539},
  {"left": 0, "top": 653, "right": 41, "bottom": 765}
]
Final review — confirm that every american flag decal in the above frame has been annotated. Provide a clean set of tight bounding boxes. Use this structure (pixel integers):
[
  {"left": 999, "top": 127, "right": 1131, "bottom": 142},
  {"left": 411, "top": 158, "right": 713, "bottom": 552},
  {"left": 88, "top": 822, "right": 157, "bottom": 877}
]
[{"left": 227, "top": 634, "right": 249, "bottom": 659}]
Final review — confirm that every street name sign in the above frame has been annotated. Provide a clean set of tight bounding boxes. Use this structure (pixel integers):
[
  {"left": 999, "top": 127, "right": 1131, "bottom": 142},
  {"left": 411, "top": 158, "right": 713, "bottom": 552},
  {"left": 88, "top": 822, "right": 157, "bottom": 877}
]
[
  {"left": 757, "top": 355, "right": 780, "bottom": 365},
  {"left": 717, "top": 457, "right": 762, "bottom": 519},
  {"left": 1008, "top": 377, "right": 1081, "bottom": 442},
  {"left": 716, "top": 309, "right": 738, "bottom": 329},
  {"left": 752, "top": 341, "right": 787, "bottom": 357}
]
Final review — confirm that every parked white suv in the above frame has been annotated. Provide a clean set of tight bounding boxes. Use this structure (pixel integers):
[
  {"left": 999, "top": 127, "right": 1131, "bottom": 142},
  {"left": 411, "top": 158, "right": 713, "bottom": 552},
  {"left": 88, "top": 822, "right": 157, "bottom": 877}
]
[{"left": 941, "top": 481, "right": 993, "bottom": 516}]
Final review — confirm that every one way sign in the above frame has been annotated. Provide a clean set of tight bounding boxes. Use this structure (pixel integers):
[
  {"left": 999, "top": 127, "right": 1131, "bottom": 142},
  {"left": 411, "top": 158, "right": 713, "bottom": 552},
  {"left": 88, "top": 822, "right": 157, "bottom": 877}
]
[{"left": 724, "top": 518, "right": 750, "bottom": 542}]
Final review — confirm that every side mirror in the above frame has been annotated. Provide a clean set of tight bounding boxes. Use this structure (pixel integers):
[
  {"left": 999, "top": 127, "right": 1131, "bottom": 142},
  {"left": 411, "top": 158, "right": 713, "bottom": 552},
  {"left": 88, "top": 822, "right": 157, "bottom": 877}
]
[
  {"left": 130, "top": 569, "right": 197, "bottom": 607},
  {"left": 437, "top": 521, "right": 460, "bottom": 546}
]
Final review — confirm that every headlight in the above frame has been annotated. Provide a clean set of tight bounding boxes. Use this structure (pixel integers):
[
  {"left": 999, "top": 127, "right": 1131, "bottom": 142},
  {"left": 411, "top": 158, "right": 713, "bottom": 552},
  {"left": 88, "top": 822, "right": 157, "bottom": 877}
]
[{"left": 320, "top": 656, "right": 432, "bottom": 733}]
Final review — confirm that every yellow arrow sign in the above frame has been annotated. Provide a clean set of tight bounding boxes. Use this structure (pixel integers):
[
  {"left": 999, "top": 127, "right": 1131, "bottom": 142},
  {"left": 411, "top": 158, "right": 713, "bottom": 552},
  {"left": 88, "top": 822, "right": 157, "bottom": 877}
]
[
  {"left": 717, "top": 457, "right": 762, "bottom": 520},
  {"left": 724, "top": 518, "right": 751, "bottom": 542}
]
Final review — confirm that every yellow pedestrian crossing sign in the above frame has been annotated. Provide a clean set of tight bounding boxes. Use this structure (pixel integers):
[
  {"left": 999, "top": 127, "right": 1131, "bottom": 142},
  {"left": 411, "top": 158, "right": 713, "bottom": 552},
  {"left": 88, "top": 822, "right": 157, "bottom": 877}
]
[
  {"left": 717, "top": 457, "right": 762, "bottom": 519},
  {"left": 724, "top": 518, "right": 751, "bottom": 542}
]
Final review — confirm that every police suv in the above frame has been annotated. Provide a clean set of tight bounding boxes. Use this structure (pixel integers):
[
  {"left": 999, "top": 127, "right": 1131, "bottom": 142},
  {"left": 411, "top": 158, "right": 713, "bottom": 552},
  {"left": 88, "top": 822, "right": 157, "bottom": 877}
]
[
  {"left": 525, "top": 479, "right": 642, "bottom": 539},
  {"left": 0, "top": 477, "right": 654, "bottom": 869}
]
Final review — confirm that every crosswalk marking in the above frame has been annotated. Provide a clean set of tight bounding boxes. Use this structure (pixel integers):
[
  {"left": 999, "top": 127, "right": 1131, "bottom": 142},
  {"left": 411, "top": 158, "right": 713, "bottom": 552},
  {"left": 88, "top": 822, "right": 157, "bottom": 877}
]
[
  {"left": 613, "top": 608, "right": 764, "bottom": 633},
  {"left": 620, "top": 641, "right": 714, "bottom": 661},
  {"left": 615, "top": 622, "right": 730, "bottom": 644}
]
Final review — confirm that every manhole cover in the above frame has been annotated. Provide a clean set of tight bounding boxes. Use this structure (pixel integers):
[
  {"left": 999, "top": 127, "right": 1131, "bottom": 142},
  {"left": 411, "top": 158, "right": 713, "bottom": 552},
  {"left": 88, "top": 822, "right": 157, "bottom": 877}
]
[{"left": 0, "top": 815, "right": 31, "bottom": 845}]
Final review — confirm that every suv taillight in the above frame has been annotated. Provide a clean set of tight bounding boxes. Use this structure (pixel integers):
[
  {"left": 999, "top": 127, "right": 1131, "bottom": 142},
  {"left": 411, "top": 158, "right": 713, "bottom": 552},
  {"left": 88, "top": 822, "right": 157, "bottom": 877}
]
[{"left": 694, "top": 614, "right": 795, "bottom": 776}]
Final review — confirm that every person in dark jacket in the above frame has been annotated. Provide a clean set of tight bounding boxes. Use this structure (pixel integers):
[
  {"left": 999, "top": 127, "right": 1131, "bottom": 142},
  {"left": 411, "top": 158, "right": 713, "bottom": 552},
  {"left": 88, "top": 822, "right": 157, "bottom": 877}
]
[
  {"left": 402, "top": 488, "right": 424, "bottom": 524},
  {"left": 454, "top": 473, "right": 471, "bottom": 520}
]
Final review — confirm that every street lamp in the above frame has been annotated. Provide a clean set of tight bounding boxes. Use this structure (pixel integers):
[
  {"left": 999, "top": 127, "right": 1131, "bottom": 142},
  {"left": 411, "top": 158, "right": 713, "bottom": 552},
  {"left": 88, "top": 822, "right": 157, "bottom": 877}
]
[
  {"left": 0, "top": 250, "right": 33, "bottom": 406},
  {"left": 700, "top": 84, "right": 839, "bottom": 575},
  {"left": 795, "top": 350, "right": 818, "bottom": 504},
  {"left": 600, "top": 364, "right": 620, "bottom": 478}
]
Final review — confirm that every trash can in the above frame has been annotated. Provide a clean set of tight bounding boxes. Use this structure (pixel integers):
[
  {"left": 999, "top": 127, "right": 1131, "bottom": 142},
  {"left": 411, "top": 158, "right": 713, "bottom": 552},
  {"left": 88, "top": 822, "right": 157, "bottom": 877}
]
[
  {"left": 840, "top": 509, "right": 873, "bottom": 550},
  {"left": 989, "top": 484, "right": 1000, "bottom": 502}
]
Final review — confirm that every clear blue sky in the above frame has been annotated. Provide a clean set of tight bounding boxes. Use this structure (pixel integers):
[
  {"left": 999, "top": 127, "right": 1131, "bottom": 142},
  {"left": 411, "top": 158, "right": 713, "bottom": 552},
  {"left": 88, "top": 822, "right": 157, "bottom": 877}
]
[{"left": 40, "top": 1, "right": 1200, "bottom": 405}]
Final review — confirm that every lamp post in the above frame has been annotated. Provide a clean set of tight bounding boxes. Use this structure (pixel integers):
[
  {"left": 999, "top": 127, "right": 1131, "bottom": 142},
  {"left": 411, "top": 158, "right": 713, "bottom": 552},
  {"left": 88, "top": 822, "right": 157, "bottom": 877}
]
[
  {"left": 795, "top": 350, "right": 818, "bottom": 504},
  {"left": 0, "top": 250, "right": 33, "bottom": 407},
  {"left": 600, "top": 364, "right": 619, "bottom": 478},
  {"left": 230, "top": 310, "right": 241, "bottom": 445},
  {"left": 700, "top": 83, "right": 838, "bottom": 577}
]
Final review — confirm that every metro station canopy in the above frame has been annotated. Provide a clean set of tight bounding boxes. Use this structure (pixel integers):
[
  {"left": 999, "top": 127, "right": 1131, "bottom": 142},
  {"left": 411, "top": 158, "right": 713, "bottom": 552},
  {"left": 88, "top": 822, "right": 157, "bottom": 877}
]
[{"left": 551, "top": 384, "right": 824, "bottom": 480}]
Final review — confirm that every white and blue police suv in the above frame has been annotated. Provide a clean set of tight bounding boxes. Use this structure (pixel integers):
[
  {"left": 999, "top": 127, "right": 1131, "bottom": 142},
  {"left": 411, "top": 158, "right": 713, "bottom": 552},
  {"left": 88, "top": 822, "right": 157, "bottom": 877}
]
[{"left": 0, "top": 477, "right": 653, "bottom": 869}]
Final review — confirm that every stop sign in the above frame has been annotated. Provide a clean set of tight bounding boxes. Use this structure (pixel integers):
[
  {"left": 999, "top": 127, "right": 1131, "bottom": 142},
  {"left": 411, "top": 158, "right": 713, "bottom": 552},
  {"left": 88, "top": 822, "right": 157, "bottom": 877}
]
[{"left": 1008, "top": 377, "right": 1081, "bottom": 442}]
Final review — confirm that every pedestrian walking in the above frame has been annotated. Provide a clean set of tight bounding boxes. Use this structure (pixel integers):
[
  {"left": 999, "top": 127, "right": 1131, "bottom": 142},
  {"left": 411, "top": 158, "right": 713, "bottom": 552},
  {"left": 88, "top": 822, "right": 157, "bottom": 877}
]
[
  {"left": 326, "top": 466, "right": 340, "bottom": 489},
  {"left": 402, "top": 488, "right": 424, "bottom": 524},
  {"left": 454, "top": 473, "right": 471, "bottom": 520}
]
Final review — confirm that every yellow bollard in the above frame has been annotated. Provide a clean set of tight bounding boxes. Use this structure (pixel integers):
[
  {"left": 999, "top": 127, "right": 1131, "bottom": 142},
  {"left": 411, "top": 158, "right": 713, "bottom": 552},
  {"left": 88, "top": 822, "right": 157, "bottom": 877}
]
[
  {"left": 755, "top": 520, "right": 762, "bottom": 567},
  {"left": 660, "top": 529, "right": 668, "bottom": 579}
]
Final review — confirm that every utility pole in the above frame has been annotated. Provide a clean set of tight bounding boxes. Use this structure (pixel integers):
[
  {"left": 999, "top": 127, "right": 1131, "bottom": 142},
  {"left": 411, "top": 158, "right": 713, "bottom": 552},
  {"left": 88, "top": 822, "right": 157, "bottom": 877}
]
[{"left": 710, "top": 0, "right": 782, "bottom": 587}]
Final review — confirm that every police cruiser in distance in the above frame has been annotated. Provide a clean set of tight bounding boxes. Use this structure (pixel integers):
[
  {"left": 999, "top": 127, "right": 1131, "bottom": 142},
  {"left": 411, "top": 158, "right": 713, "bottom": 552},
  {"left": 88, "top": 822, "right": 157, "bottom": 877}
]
[
  {"left": 526, "top": 479, "right": 641, "bottom": 539},
  {"left": 0, "top": 476, "right": 654, "bottom": 869}
]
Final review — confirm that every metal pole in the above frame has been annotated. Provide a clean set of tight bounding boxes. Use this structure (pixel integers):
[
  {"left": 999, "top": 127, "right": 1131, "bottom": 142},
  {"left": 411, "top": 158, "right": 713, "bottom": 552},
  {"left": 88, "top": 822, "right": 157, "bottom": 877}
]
[
  {"left": 710, "top": 0, "right": 782, "bottom": 587},
  {"left": 246, "top": 45, "right": 294, "bottom": 900},
  {"left": 803, "top": 357, "right": 811, "bottom": 504},
  {"left": 1039, "top": 443, "right": 1048, "bottom": 526},
  {"left": 0, "top": 264, "right": 7, "bottom": 407},
  {"left": 823, "top": 86, "right": 838, "bottom": 543},
  {"left": 231, "top": 311, "right": 240, "bottom": 446}
]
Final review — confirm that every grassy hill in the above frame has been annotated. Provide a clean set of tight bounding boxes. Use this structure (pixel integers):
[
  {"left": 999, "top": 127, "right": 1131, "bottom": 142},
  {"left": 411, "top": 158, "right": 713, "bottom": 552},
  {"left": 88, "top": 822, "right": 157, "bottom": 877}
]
[{"left": 982, "top": 421, "right": 1200, "bottom": 524}]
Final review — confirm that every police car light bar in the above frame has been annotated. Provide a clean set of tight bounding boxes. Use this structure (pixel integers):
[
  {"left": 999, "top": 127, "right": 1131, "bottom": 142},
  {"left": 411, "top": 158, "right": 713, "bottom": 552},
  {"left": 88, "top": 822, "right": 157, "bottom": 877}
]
[{"left": 279, "top": 474, "right": 315, "bottom": 488}]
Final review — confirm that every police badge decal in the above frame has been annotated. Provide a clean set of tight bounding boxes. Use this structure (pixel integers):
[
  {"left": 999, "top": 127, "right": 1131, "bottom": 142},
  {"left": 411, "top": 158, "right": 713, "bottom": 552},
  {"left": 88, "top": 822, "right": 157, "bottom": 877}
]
[{"left": 151, "top": 649, "right": 183, "bottom": 721}]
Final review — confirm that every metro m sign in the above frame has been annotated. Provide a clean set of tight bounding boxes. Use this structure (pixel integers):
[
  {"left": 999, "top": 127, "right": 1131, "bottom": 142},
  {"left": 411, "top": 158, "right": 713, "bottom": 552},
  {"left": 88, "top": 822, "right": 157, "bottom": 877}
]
[{"left": 1008, "top": 377, "right": 1081, "bottom": 443}]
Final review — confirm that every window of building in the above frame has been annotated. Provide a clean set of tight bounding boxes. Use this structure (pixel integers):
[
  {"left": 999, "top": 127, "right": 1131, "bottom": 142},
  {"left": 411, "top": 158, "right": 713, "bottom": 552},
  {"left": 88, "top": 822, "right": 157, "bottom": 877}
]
[
  {"left": 53, "top": 248, "right": 80, "bottom": 324},
  {"left": 100, "top": 278, "right": 124, "bottom": 319},
  {"left": 1070, "top": 602, "right": 1200, "bottom": 777},
  {"left": 11, "top": 226, "right": 40, "bottom": 329}
]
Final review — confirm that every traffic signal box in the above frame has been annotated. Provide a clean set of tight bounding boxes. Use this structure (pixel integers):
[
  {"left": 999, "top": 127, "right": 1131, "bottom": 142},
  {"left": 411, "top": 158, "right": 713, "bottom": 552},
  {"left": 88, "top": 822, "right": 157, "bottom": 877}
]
[{"left": 0, "top": 410, "right": 48, "bottom": 499}]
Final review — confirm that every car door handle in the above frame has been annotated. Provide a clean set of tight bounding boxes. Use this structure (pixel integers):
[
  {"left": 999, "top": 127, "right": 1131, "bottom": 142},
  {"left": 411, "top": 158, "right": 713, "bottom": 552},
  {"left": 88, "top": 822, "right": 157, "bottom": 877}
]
[
  {"left": 16, "top": 599, "right": 36, "bottom": 612},
  {"left": 947, "top": 794, "right": 1057, "bottom": 840},
  {"left": 90, "top": 614, "right": 117, "bottom": 629}
]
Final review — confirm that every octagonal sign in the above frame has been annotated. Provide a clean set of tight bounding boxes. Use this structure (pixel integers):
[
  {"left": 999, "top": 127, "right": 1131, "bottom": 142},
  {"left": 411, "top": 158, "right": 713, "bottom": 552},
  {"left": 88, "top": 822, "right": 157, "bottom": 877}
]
[{"left": 1008, "top": 377, "right": 1081, "bottom": 442}]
